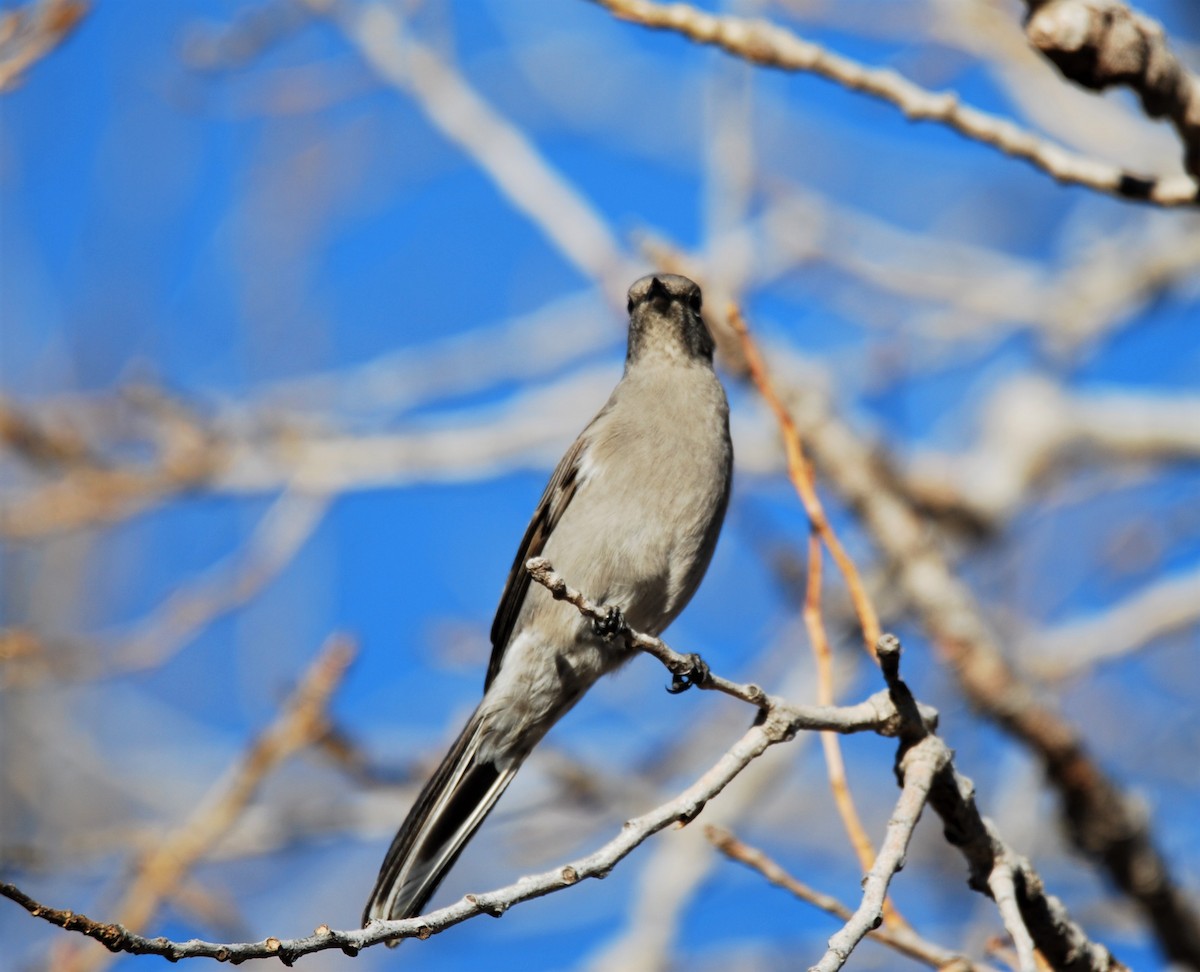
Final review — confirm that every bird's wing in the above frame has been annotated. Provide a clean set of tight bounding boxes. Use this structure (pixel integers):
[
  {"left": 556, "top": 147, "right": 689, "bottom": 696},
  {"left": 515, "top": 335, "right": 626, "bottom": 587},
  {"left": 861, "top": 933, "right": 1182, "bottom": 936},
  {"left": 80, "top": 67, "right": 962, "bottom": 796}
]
[{"left": 485, "top": 406, "right": 605, "bottom": 690}]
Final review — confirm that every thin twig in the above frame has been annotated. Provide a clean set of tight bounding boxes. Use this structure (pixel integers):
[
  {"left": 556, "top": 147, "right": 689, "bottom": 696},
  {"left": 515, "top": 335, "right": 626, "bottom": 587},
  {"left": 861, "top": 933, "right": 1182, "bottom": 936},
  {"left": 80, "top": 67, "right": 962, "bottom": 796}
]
[
  {"left": 729, "top": 306, "right": 882, "bottom": 657},
  {"left": 0, "top": 690, "right": 885, "bottom": 960},
  {"left": 802, "top": 532, "right": 907, "bottom": 931},
  {"left": 1, "top": 580, "right": 1124, "bottom": 969}
]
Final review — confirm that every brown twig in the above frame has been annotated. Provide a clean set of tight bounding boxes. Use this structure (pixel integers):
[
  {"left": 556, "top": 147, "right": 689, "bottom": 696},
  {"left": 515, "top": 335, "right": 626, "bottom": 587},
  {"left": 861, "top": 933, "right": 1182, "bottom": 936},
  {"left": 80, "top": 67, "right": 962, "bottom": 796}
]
[
  {"left": 729, "top": 305, "right": 891, "bottom": 917},
  {"left": 728, "top": 306, "right": 882, "bottom": 657},
  {"left": 706, "top": 825, "right": 993, "bottom": 971},
  {"left": 802, "top": 533, "right": 907, "bottom": 931}
]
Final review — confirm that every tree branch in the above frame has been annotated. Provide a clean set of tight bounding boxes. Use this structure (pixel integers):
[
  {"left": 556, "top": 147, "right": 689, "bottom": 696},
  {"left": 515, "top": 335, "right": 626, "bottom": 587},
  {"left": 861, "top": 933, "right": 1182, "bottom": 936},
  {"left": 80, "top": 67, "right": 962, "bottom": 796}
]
[
  {"left": 591, "top": 0, "right": 1198, "bottom": 205},
  {"left": 2, "top": 568, "right": 1120, "bottom": 967},
  {"left": 1025, "top": 0, "right": 1200, "bottom": 179},
  {"left": 811, "top": 735, "right": 942, "bottom": 971}
]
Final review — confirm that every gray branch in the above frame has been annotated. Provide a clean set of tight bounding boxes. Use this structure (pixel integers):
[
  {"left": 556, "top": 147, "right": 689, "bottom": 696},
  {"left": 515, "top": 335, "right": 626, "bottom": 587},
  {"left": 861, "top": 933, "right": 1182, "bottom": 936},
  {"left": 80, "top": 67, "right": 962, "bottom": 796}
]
[{"left": 0, "top": 570, "right": 1126, "bottom": 969}]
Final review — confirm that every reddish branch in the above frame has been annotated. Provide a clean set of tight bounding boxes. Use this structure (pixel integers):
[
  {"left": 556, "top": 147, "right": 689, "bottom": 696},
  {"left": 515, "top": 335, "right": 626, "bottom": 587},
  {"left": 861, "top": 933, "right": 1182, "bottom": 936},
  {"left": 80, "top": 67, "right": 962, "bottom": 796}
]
[{"left": 729, "top": 328, "right": 1200, "bottom": 967}]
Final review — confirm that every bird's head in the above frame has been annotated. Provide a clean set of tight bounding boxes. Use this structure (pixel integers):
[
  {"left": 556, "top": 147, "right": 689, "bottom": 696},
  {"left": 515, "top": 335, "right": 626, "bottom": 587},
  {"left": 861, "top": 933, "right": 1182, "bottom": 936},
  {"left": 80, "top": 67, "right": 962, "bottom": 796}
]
[{"left": 625, "top": 274, "right": 715, "bottom": 365}]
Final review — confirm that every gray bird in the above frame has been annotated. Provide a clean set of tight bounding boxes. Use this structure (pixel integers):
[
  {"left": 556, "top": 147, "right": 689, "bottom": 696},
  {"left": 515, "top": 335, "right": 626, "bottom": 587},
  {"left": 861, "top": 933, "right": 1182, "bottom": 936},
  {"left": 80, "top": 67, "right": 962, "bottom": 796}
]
[{"left": 363, "top": 273, "right": 733, "bottom": 926}]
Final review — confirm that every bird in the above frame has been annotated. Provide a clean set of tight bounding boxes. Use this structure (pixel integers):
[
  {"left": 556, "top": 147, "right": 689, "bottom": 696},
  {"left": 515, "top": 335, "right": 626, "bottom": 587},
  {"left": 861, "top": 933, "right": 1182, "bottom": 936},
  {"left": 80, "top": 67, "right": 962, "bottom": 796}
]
[{"left": 363, "top": 273, "right": 733, "bottom": 928}]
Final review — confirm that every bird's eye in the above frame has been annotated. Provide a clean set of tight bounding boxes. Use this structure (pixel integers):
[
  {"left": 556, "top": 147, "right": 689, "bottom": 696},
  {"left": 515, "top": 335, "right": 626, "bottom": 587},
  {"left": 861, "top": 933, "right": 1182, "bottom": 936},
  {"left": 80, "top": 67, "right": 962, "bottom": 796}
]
[
  {"left": 627, "top": 297, "right": 635, "bottom": 314},
  {"left": 689, "top": 292, "right": 702, "bottom": 312}
]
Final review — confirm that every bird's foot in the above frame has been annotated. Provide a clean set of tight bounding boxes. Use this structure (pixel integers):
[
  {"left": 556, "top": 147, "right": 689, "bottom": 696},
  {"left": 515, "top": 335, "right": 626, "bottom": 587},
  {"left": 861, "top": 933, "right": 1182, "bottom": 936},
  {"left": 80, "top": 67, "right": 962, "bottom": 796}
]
[
  {"left": 667, "top": 654, "right": 710, "bottom": 694},
  {"left": 592, "top": 605, "right": 626, "bottom": 642}
]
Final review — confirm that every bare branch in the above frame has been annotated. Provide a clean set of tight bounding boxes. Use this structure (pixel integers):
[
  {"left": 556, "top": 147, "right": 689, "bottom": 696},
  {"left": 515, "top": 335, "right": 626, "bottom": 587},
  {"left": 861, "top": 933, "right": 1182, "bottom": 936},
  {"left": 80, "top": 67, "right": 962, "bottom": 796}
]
[
  {"left": 0, "top": 696, "right": 860, "bottom": 960},
  {"left": 0, "top": 390, "right": 227, "bottom": 539},
  {"left": 904, "top": 375, "right": 1200, "bottom": 526},
  {"left": 988, "top": 854, "right": 1040, "bottom": 972},
  {"left": 1025, "top": 0, "right": 1200, "bottom": 179},
  {"left": 811, "top": 735, "right": 942, "bottom": 972},
  {"left": 592, "top": 0, "right": 1198, "bottom": 205},
  {"left": 1, "top": 574, "right": 1122, "bottom": 968},
  {"left": 871, "top": 637, "right": 1124, "bottom": 972},
  {"left": 531, "top": 566, "right": 1123, "bottom": 971},
  {"left": 0, "top": 369, "right": 614, "bottom": 538}
]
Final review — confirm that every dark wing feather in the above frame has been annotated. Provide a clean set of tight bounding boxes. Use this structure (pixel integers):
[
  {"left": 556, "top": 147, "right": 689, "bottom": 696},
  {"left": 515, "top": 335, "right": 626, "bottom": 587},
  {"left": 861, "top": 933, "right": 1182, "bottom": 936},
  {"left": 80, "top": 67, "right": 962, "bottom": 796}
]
[{"left": 485, "top": 416, "right": 598, "bottom": 689}]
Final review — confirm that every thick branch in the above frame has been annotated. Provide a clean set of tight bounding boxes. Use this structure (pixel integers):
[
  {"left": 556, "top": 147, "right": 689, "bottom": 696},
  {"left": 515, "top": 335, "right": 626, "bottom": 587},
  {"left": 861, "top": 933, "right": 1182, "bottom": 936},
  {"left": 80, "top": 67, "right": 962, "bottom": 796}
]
[
  {"left": 1025, "top": 0, "right": 1200, "bottom": 178},
  {"left": 873, "top": 637, "right": 1124, "bottom": 972}
]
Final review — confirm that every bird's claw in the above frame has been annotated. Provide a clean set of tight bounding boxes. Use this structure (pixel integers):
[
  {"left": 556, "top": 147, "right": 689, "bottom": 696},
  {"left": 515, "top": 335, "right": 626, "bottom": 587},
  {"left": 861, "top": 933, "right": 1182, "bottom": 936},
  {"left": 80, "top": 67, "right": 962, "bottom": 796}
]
[
  {"left": 592, "top": 605, "right": 625, "bottom": 642},
  {"left": 667, "top": 654, "right": 709, "bottom": 694}
]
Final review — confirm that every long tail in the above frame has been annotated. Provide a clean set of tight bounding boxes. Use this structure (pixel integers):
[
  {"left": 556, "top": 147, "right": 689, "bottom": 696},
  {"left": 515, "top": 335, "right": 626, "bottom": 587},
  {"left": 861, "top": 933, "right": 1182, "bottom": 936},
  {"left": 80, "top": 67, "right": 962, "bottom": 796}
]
[{"left": 363, "top": 709, "right": 521, "bottom": 926}]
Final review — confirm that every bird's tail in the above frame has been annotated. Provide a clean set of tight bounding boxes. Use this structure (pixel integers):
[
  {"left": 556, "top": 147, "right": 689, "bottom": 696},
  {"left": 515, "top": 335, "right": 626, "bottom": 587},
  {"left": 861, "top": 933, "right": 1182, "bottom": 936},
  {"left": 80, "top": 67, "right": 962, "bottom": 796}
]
[{"left": 362, "top": 709, "right": 520, "bottom": 928}]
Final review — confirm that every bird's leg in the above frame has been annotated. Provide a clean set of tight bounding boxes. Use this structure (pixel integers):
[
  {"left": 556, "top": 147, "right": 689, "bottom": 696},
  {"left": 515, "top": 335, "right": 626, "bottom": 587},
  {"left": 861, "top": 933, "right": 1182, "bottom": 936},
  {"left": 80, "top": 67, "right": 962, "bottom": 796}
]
[
  {"left": 592, "top": 604, "right": 626, "bottom": 642},
  {"left": 667, "top": 653, "right": 710, "bottom": 694}
]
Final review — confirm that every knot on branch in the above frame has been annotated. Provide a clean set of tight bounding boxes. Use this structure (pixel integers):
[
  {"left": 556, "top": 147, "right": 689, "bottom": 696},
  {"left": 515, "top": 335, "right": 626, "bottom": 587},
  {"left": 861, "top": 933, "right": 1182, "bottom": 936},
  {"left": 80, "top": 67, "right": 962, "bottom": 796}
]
[
  {"left": 874, "top": 633, "right": 937, "bottom": 742},
  {"left": 525, "top": 557, "right": 565, "bottom": 598}
]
